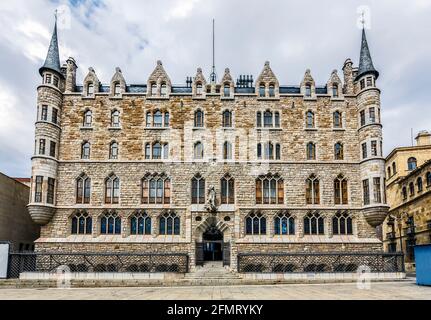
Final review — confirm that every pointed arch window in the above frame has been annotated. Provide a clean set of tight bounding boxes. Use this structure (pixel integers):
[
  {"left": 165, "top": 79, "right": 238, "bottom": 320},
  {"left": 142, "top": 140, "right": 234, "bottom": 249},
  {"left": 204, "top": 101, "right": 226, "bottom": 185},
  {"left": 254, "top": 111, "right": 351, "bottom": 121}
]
[
  {"left": 105, "top": 174, "right": 120, "bottom": 204},
  {"left": 142, "top": 175, "right": 171, "bottom": 204},
  {"left": 334, "top": 175, "right": 348, "bottom": 205},
  {"left": 245, "top": 212, "right": 266, "bottom": 235},
  {"left": 274, "top": 112, "right": 280, "bottom": 128},
  {"left": 221, "top": 174, "right": 235, "bottom": 204},
  {"left": 392, "top": 162, "right": 397, "bottom": 175},
  {"left": 100, "top": 211, "right": 121, "bottom": 235},
  {"left": 257, "top": 143, "right": 262, "bottom": 160},
  {"left": 109, "top": 141, "right": 119, "bottom": 160},
  {"left": 306, "top": 111, "right": 315, "bottom": 128},
  {"left": 306, "top": 175, "right": 320, "bottom": 205},
  {"left": 71, "top": 211, "right": 92, "bottom": 235},
  {"left": 274, "top": 212, "right": 295, "bottom": 235},
  {"left": 408, "top": 158, "right": 417, "bottom": 171},
  {"left": 152, "top": 142, "right": 162, "bottom": 160},
  {"left": 334, "top": 142, "right": 344, "bottom": 160},
  {"left": 256, "top": 175, "right": 284, "bottom": 205},
  {"left": 153, "top": 110, "right": 163, "bottom": 128},
  {"left": 304, "top": 212, "right": 324, "bottom": 235},
  {"left": 223, "top": 141, "right": 232, "bottom": 160},
  {"left": 332, "top": 212, "right": 353, "bottom": 235},
  {"left": 194, "top": 109, "right": 204, "bottom": 128},
  {"left": 409, "top": 182, "right": 415, "bottom": 196},
  {"left": 130, "top": 211, "right": 152, "bottom": 235},
  {"left": 159, "top": 212, "right": 180, "bottom": 235},
  {"left": 402, "top": 186, "right": 408, "bottom": 201},
  {"left": 194, "top": 142, "right": 204, "bottom": 160},
  {"left": 307, "top": 142, "right": 316, "bottom": 160},
  {"left": 191, "top": 174, "right": 205, "bottom": 204},
  {"left": 76, "top": 174, "right": 91, "bottom": 204},
  {"left": 146, "top": 112, "right": 152, "bottom": 127},
  {"left": 83, "top": 110, "right": 92, "bottom": 127},
  {"left": 81, "top": 142, "right": 91, "bottom": 160},
  {"left": 222, "top": 110, "right": 232, "bottom": 128},
  {"left": 111, "top": 110, "right": 120, "bottom": 127},
  {"left": 256, "top": 112, "right": 262, "bottom": 128},
  {"left": 333, "top": 111, "right": 342, "bottom": 128}
]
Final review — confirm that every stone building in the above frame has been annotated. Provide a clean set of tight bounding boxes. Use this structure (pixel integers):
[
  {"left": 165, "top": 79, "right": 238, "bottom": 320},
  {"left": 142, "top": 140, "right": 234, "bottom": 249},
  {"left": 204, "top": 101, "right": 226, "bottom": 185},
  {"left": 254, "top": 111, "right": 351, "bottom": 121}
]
[
  {"left": 27, "top": 19, "right": 389, "bottom": 271},
  {"left": 383, "top": 131, "right": 431, "bottom": 271},
  {"left": 0, "top": 173, "right": 40, "bottom": 251}
]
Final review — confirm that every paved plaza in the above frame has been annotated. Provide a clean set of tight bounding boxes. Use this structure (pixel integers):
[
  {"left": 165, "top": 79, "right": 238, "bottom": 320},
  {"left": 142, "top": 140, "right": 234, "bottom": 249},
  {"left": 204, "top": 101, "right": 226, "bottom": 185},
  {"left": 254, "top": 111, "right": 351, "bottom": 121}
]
[{"left": 0, "top": 280, "right": 430, "bottom": 300}]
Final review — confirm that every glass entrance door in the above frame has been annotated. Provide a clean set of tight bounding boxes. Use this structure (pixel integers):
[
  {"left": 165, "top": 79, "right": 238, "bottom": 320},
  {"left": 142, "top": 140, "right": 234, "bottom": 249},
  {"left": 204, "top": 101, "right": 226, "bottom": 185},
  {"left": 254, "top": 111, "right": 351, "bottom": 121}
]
[{"left": 203, "top": 241, "right": 223, "bottom": 261}]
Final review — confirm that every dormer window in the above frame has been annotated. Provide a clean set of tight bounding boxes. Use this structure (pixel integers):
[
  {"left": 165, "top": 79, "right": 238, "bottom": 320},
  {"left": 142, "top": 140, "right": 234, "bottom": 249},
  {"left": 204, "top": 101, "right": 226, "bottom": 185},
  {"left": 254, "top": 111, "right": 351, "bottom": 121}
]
[
  {"left": 196, "top": 83, "right": 203, "bottom": 96},
  {"left": 269, "top": 84, "right": 275, "bottom": 97},
  {"left": 224, "top": 84, "right": 230, "bottom": 97},
  {"left": 259, "top": 84, "right": 265, "bottom": 97},
  {"left": 87, "top": 83, "right": 94, "bottom": 96},
  {"left": 114, "top": 83, "right": 121, "bottom": 96},
  {"left": 151, "top": 83, "right": 157, "bottom": 96},
  {"left": 305, "top": 84, "right": 312, "bottom": 97},
  {"left": 160, "top": 83, "right": 167, "bottom": 96},
  {"left": 332, "top": 83, "right": 339, "bottom": 98}
]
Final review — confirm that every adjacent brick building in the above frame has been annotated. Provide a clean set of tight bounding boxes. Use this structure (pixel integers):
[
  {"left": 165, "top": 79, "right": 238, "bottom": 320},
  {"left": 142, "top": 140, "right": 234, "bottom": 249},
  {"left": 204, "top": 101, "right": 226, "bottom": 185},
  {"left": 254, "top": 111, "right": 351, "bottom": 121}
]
[{"left": 27, "top": 19, "right": 389, "bottom": 271}]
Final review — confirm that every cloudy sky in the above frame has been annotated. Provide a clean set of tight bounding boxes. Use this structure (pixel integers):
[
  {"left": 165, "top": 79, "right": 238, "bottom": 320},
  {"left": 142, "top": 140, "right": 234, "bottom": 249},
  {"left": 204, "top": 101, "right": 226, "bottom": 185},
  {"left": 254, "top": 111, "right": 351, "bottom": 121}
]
[{"left": 0, "top": 0, "right": 430, "bottom": 177}]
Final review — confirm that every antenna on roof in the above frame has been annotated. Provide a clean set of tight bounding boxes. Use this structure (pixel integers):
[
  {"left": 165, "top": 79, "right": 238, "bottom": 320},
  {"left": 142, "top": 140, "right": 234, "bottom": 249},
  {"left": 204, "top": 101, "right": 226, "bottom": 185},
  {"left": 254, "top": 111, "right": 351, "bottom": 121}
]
[{"left": 210, "top": 19, "right": 217, "bottom": 84}]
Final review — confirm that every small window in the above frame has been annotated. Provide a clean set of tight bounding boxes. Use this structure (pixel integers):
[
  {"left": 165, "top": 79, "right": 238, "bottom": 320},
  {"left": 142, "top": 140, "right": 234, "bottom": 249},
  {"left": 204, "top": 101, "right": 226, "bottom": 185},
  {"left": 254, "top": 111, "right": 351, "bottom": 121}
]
[
  {"left": 39, "top": 139, "right": 46, "bottom": 155},
  {"left": 417, "top": 177, "right": 423, "bottom": 192},
  {"left": 194, "top": 142, "right": 204, "bottom": 160},
  {"left": 367, "top": 77, "right": 373, "bottom": 87},
  {"left": 151, "top": 83, "right": 157, "bottom": 96},
  {"left": 224, "top": 84, "right": 230, "bottom": 97},
  {"left": 196, "top": 83, "right": 203, "bottom": 96},
  {"left": 360, "top": 110, "right": 366, "bottom": 127},
  {"left": 332, "top": 83, "right": 339, "bottom": 98},
  {"left": 426, "top": 172, "right": 431, "bottom": 187},
  {"left": 274, "top": 112, "right": 280, "bottom": 128},
  {"left": 257, "top": 143, "right": 262, "bottom": 160},
  {"left": 34, "top": 176, "right": 43, "bottom": 203},
  {"left": 45, "top": 74, "right": 52, "bottom": 84},
  {"left": 374, "top": 178, "right": 382, "bottom": 203},
  {"left": 305, "top": 84, "right": 312, "bottom": 97},
  {"left": 109, "top": 142, "right": 119, "bottom": 160},
  {"left": 269, "top": 84, "right": 275, "bottom": 97},
  {"left": 81, "top": 142, "right": 91, "bottom": 160},
  {"left": 223, "top": 141, "right": 232, "bottom": 160},
  {"left": 160, "top": 83, "right": 167, "bottom": 96},
  {"left": 392, "top": 162, "right": 397, "bottom": 174},
  {"left": 333, "top": 111, "right": 342, "bottom": 128},
  {"left": 41, "top": 105, "right": 48, "bottom": 121},
  {"left": 259, "top": 84, "right": 265, "bottom": 97},
  {"left": 87, "top": 83, "right": 94, "bottom": 96},
  {"left": 362, "top": 143, "right": 368, "bottom": 159},
  {"left": 47, "top": 178, "right": 55, "bottom": 204},
  {"left": 256, "top": 112, "right": 262, "bottom": 128},
  {"left": 363, "top": 179, "right": 370, "bottom": 205},
  {"left": 371, "top": 141, "right": 378, "bottom": 157},
  {"left": 194, "top": 110, "right": 204, "bottom": 128},
  {"left": 223, "top": 110, "right": 232, "bottom": 128},
  {"left": 52, "top": 108, "right": 58, "bottom": 124},
  {"left": 306, "top": 111, "right": 315, "bottom": 128},
  {"left": 408, "top": 158, "right": 417, "bottom": 171},
  {"left": 146, "top": 112, "right": 152, "bottom": 127},
  {"left": 53, "top": 76, "right": 59, "bottom": 88},
  {"left": 114, "top": 83, "right": 121, "bottom": 96},
  {"left": 164, "top": 112, "right": 170, "bottom": 127},
  {"left": 49, "top": 141, "right": 56, "bottom": 158},
  {"left": 360, "top": 79, "right": 365, "bottom": 90},
  {"left": 369, "top": 107, "right": 376, "bottom": 124},
  {"left": 83, "top": 110, "right": 92, "bottom": 127},
  {"left": 307, "top": 142, "right": 316, "bottom": 160},
  {"left": 111, "top": 110, "right": 120, "bottom": 127},
  {"left": 402, "top": 187, "right": 408, "bottom": 201},
  {"left": 334, "top": 143, "right": 344, "bottom": 160}
]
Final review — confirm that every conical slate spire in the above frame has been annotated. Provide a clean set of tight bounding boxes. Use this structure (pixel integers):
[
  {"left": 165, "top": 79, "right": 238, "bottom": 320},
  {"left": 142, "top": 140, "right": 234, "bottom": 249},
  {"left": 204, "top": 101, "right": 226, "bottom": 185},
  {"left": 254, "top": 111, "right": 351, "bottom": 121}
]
[
  {"left": 39, "top": 18, "right": 62, "bottom": 76},
  {"left": 356, "top": 28, "right": 379, "bottom": 81}
]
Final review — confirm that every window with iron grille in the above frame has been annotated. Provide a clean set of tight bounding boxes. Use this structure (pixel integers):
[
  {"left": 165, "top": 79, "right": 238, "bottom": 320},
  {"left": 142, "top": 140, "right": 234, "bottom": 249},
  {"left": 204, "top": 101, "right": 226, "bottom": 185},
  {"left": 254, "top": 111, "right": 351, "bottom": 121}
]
[
  {"left": 47, "top": 178, "right": 55, "bottom": 204},
  {"left": 34, "top": 176, "right": 43, "bottom": 203}
]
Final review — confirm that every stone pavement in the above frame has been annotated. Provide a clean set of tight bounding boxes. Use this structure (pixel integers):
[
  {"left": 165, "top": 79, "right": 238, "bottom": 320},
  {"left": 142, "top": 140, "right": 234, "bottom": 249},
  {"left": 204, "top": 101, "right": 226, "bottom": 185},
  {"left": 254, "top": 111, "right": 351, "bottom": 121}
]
[{"left": 0, "top": 280, "right": 430, "bottom": 300}]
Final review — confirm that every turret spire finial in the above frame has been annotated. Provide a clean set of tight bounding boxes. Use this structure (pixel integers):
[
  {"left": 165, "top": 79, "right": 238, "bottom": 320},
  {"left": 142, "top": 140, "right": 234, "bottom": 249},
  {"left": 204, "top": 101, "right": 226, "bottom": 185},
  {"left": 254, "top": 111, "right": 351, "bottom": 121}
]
[
  {"left": 39, "top": 12, "right": 63, "bottom": 77},
  {"left": 355, "top": 24, "right": 379, "bottom": 81}
]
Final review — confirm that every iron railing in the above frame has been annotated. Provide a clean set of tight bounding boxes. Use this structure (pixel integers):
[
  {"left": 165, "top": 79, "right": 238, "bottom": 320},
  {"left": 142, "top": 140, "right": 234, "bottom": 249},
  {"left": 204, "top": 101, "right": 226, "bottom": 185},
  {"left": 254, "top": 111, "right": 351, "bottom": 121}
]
[
  {"left": 7, "top": 252, "right": 189, "bottom": 279},
  {"left": 237, "top": 252, "right": 405, "bottom": 273}
]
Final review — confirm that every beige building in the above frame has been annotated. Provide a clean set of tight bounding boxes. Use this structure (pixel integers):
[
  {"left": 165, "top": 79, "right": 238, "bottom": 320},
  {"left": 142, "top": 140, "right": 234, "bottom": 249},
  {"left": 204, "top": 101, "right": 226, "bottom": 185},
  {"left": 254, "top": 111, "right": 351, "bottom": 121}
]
[
  {"left": 0, "top": 173, "right": 40, "bottom": 251},
  {"left": 27, "top": 18, "right": 391, "bottom": 272},
  {"left": 383, "top": 131, "right": 431, "bottom": 271}
]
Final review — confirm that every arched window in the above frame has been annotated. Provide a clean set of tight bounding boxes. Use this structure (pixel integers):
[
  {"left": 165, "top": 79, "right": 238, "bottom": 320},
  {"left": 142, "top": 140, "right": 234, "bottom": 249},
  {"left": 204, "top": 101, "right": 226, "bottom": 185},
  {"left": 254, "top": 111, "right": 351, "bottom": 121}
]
[
  {"left": 194, "top": 109, "right": 204, "bottom": 127},
  {"left": 245, "top": 212, "right": 266, "bottom": 235},
  {"left": 152, "top": 142, "right": 162, "bottom": 160},
  {"left": 222, "top": 110, "right": 232, "bottom": 128},
  {"left": 81, "top": 142, "right": 91, "bottom": 160},
  {"left": 142, "top": 175, "right": 171, "bottom": 204},
  {"left": 223, "top": 141, "right": 232, "bottom": 160},
  {"left": 402, "top": 187, "right": 408, "bottom": 200},
  {"left": 160, "top": 83, "right": 167, "bottom": 96},
  {"left": 306, "top": 111, "right": 315, "bottom": 128},
  {"left": 307, "top": 142, "right": 316, "bottom": 160},
  {"left": 164, "top": 112, "right": 170, "bottom": 127},
  {"left": 408, "top": 158, "right": 417, "bottom": 171},
  {"left": 274, "top": 112, "right": 280, "bottom": 128},
  {"left": 255, "top": 175, "right": 284, "bottom": 205},
  {"left": 259, "top": 84, "right": 265, "bottom": 97},
  {"left": 275, "top": 144, "right": 281, "bottom": 160},
  {"left": 151, "top": 83, "right": 157, "bottom": 96},
  {"left": 153, "top": 110, "right": 163, "bottom": 128},
  {"left": 76, "top": 174, "right": 91, "bottom": 204},
  {"left": 196, "top": 83, "right": 203, "bottom": 96},
  {"left": 264, "top": 110, "right": 273, "bottom": 128},
  {"left": 333, "top": 111, "right": 342, "bottom": 128},
  {"left": 83, "top": 110, "right": 92, "bottom": 127},
  {"left": 332, "top": 212, "right": 353, "bottom": 235},
  {"left": 114, "top": 83, "right": 121, "bottom": 96},
  {"left": 71, "top": 211, "right": 92, "bottom": 235},
  {"left": 305, "top": 83, "right": 312, "bottom": 97},
  {"left": 194, "top": 142, "right": 204, "bottom": 160},
  {"left": 111, "top": 110, "right": 120, "bottom": 127},
  {"left": 87, "top": 83, "right": 94, "bottom": 96},
  {"left": 274, "top": 211, "right": 295, "bottom": 235},
  {"left": 163, "top": 143, "right": 169, "bottom": 159},
  {"left": 191, "top": 174, "right": 205, "bottom": 204},
  {"left": 269, "top": 84, "right": 275, "bottom": 97},
  {"left": 334, "top": 142, "right": 344, "bottom": 160},
  {"left": 257, "top": 143, "right": 262, "bottom": 160},
  {"left": 256, "top": 111, "right": 262, "bottom": 128},
  {"left": 417, "top": 177, "right": 423, "bottom": 192},
  {"left": 409, "top": 182, "right": 415, "bottom": 196},
  {"left": 224, "top": 84, "right": 230, "bottom": 97},
  {"left": 304, "top": 212, "right": 324, "bottom": 235},
  {"left": 100, "top": 211, "right": 121, "bottom": 235},
  {"left": 265, "top": 142, "right": 274, "bottom": 160},
  {"left": 334, "top": 175, "right": 348, "bottom": 205},
  {"left": 146, "top": 112, "right": 152, "bottom": 127},
  {"left": 332, "top": 83, "right": 339, "bottom": 98},
  {"left": 130, "top": 211, "right": 151, "bottom": 235},
  {"left": 159, "top": 212, "right": 180, "bottom": 235},
  {"left": 109, "top": 141, "right": 119, "bottom": 160},
  {"left": 306, "top": 175, "right": 320, "bottom": 205},
  {"left": 105, "top": 174, "right": 120, "bottom": 204},
  {"left": 387, "top": 167, "right": 392, "bottom": 178},
  {"left": 145, "top": 143, "right": 151, "bottom": 160},
  {"left": 392, "top": 162, "right": 397, "bottom": 174},
  {"left": 221, "top": 174, "right": 235, "bottom": 204},
  {"left": 427, "top": 172, "right": 431, "bottom": 187}
]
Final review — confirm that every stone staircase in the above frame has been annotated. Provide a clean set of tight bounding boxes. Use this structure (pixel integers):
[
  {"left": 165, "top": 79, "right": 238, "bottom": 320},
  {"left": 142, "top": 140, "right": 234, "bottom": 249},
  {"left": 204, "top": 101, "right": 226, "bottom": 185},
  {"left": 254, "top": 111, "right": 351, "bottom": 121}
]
[{"left": 180, "top": 262, "right": 243, "bottom": 286}]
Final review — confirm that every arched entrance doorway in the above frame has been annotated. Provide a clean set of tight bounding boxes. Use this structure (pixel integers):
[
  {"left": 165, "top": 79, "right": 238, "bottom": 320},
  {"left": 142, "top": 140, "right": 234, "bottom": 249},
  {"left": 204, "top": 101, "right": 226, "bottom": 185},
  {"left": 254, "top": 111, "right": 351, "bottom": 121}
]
[{"left": 203, "top": 226, "right": 224, "bottom": 261}]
